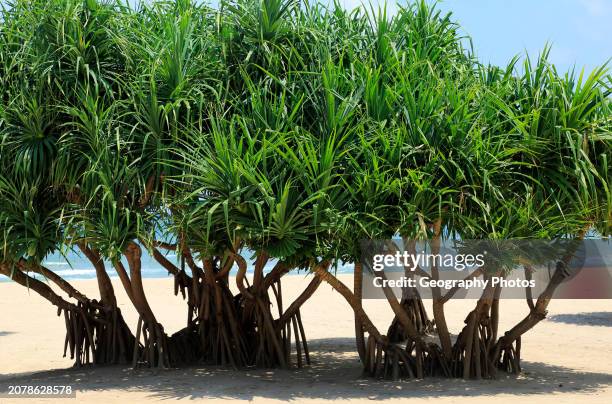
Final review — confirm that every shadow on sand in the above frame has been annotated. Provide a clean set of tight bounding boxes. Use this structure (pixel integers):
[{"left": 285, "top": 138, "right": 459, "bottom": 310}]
[
  {"left": 548, "top": 312, "right": 612, "bottom": 327},
  {"left": 0, "top": 338, "right": 610, "bottom": 400}
]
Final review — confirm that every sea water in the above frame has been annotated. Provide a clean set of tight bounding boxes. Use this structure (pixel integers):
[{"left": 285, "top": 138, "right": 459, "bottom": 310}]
[{"left": 0, "top": 247, "right": 353, "bottom": 282}]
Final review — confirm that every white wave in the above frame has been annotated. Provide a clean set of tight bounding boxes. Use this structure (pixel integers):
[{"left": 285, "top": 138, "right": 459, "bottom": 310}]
[{"left": 52, "top": 269, "right": 96, "bottom": 276}]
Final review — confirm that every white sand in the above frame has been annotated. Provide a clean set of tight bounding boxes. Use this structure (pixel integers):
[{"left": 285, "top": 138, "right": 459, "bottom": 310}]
[{"left": 1, "top": 275, "right": 611, "bottom": 403}]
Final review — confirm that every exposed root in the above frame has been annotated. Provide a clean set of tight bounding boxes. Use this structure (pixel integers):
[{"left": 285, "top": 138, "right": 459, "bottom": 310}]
[
  {"left": 387, "top": 294, "right": 433, "bottom": 342},
  {"left": 363, "top": 336, "right": 438, "bottom": 380},
  {"left": 131, "top": 316, "right": 170, "bottom": 368},
  {"left": 495, "top": 337, "right": 522, "bottom": 375},
  {"left": 273, "top": 279, "right": 311, "bottom": 367},
  {"left": 239, "top": 289, "right": 287, "bottom": 368},
  {"left": 196, "top": 277, "right": 249, "bottom": 367}
]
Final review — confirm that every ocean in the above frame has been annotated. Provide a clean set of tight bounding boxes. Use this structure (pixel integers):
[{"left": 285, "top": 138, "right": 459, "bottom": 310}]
[{"left": 0, "top": 248, "right": 354, "bottom": 282}]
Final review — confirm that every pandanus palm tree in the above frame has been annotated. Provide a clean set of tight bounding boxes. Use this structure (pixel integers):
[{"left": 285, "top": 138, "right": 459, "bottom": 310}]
[
  {"left": 1, "top": 0, "right": 609, "bottom": 378},
  {"left": 0, "top": 0, "right": 138, "bottom": 365}
]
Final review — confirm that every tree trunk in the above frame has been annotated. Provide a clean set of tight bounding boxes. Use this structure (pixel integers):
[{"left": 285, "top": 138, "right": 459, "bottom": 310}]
[
  {"left": 78, "top": 243, "right": 135, "bottom": 364},
  {"left": 353, "top": 262, "right": 367, "bottom": 363},
  {"left": 387, "top": 239, "right": 432, "bottom": 341},
  {"left": 429, "top": 219, "right": 453, "bottom": 358},
  {"left": 112, "top": 242, "right": 169, "bottom": 368}
]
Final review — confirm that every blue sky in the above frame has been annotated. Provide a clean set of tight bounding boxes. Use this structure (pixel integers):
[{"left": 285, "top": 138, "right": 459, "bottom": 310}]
[{"left": 341, "top": 0, "right": 612, "bottom": 74}]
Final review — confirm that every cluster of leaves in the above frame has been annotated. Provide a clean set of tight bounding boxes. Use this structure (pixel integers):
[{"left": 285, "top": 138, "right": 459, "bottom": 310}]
[{"left": 0, "top": 0, "right": 610, "bottom": 271}]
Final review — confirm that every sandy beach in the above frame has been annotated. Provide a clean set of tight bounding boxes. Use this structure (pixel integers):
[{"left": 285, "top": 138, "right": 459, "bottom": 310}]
[{"left": 1, "top": 275, "right": 611, "bottom": 403}]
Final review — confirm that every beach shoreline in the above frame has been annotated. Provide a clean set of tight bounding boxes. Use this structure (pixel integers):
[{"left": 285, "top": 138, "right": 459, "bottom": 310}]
[{"left": 1, "top": 276, "right": 611, "bottom": 403}]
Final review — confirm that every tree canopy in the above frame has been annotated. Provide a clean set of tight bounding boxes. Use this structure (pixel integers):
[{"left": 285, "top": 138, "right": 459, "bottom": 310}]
[{"left": 0, "top": 0, "right": 610, "bottom": 376}]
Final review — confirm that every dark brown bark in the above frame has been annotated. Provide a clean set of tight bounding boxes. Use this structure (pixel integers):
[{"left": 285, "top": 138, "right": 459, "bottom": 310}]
[
  {"left": 150, "top": 247, "right": 180, "bottom": 276},
  {"left": 78, "top": 243, "right": 116, "bottom": 307},
  {"left": 124, "top": 242, "right": 157, "bottom": 324},
  {"left": 387, "top": 239, "right": 431, "bottom": 341},
  {"left": 112, "top": 242, "right": 169, "bottom": 368},
  {"left": 457, "top": 279, "right": 496, "bottom": 379},
  {"left": 234, "top": 253, "right": 253, "bottom": 299},
  {"left": 430, "top": 219, "right": 452, "bottom": 358},
  {"left": 524, "top": 264, "right": 535, "bottom": 310},
  {"left": 376, "top": 271, "right": 425, "bottom": 344},
  {"left": 353, "top": 262, "right": 367, "bottom": 363},
  {"left": 112, "top": 260, "right": 136, "bottom": 305},
  {"left": 263, "top": 261, "right": 290, "bottom": 289},
  {"left": 183, "top": 247, "right": 203, "bottom": 277},
  {"left": 252, "top": 251, "right": 269, "bottom": 294},
  {"left": 215, "top": 254, "right": 235, "bottom": 280},
  {"left": 139, "top": 174, "right": 157, "bottom": 208},
  {"left": 151, "top": 240, "right": 177, "bottom": 251},
  {"left": 78, "top": 243, "right": 135, "bottom": 364},
  {"left": 490, "top": 282, "right": 503, "bottom": 343},
  {"left": 234, "top": 252, "right": 288, "bottom": 368}
]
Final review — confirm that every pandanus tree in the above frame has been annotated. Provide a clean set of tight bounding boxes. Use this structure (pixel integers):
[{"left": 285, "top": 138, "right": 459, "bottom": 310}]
[
  {"left": 328, "top": 49, "right": 611, "bottom": 379},
  {"left": 1, "top": 0, "right": 610, "bottom": 379},
  {"left": 168, "top": 116, "right": 340, "bottom": 368},
  {"left": 482, "top": 53, "right": 612, "bottom": 376},
  {"left": 0, "top": 0, "right": 137, "bottom": 365}
]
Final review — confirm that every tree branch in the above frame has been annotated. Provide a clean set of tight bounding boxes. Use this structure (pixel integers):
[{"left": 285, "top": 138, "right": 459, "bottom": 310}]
[
  {"left": 313, "top": 263, "right": 385, "bottom": 343},
  {"left": 376, "top": 270, "right": 425, "bottom": 345},
  {"left": 278, "top": 275, "right": 322, "bottom": 327},
  {"left": 263, "top": 261, "right": 290, "bottom": 289},
  {"left": 139, "top": 174, "right": 157, "bottom": 208},
  {"left": 233, "top": 253, "right": 253, "bottom": 299},
  {"left": 17, "top": 259, "right": 91, "bottom": 306},
  {"left": 440, "top": 266, "right": 484, "bottom": 304},
  {"left": 77, "top": 242, "right": 117, "bottom": 307},
  {"left": 1, "top": 262, "right": 75, "bottom": 311},
  {"left": 151, "top": 240, "right": 177, "bottom": 251}
]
